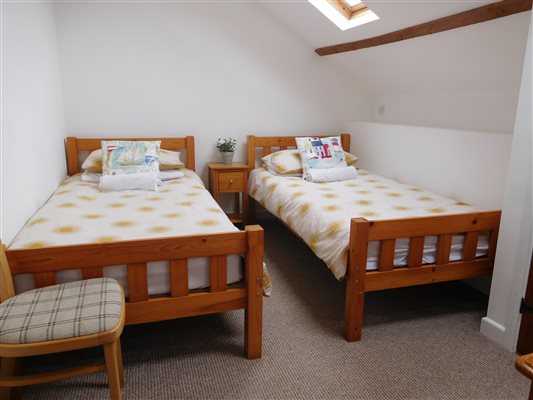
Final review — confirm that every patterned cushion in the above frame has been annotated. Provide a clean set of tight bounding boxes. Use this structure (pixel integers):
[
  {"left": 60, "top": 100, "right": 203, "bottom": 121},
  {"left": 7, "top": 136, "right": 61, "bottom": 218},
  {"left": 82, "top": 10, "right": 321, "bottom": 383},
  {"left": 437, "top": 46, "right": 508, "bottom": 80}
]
[
  {"left": 0, "top": 278, "right": 123, "bottom": 344},
  {"left": 102, "top": 140, "right": 160, "bottom": 176},
  {"left": 82, "top": 148, "right": 183, "bottom": 173},
  {"left": 295, "top": 136, "right": 347, "bottom": 175}
]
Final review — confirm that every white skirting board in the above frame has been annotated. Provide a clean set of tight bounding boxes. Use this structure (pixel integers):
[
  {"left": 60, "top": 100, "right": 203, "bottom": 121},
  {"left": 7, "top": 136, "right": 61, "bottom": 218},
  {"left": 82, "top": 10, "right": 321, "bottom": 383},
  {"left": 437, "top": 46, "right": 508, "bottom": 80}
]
[{"left": 480, "top": 317, "right": 507, "bottom": 348}]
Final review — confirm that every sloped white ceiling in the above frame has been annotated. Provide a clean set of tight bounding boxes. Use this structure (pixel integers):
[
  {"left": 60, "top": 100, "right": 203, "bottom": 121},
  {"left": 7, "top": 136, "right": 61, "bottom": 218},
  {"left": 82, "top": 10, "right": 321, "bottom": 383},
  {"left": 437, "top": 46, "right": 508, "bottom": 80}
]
[
  {"left": 260, "top": 1, "right": 531, "bottom": 94},
  {"left": 259, "top": 1, "right": 530, "bottom": 132},
  {"left": 261, "top": 0, "right": 490, "bottom": 48}
]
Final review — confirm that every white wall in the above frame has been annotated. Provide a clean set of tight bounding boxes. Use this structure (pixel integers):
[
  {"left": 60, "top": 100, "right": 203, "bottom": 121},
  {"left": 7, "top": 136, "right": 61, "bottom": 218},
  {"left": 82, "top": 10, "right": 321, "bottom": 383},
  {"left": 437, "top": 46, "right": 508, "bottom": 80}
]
[
  {"left": 1, "top": 2, "right": 66, "bottom": 244},
  {"left": 481, "top": 17, "right": 533, "bottom": 351},
  {"left": 54, "top": 2, "right": 371, "bottom": 181},
  {"left": 342, "top": 121, "right": 511, "bottom": 210},
  {"left": 344, "top": 11, "right": 531, "bottom": 134},
  {"left": 372, "top": 90, "right": 520, "bottom": 134}
]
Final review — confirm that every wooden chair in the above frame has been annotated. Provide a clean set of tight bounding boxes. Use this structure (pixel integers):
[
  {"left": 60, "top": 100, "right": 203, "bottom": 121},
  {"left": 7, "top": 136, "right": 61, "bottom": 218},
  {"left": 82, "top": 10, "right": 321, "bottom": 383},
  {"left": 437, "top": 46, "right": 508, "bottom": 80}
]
[
  {"left": 0, "top": 243, "right": 126, "bottom": 399},
  {"left": 516, "top": 353, "right": 533, "bottom": 400}
]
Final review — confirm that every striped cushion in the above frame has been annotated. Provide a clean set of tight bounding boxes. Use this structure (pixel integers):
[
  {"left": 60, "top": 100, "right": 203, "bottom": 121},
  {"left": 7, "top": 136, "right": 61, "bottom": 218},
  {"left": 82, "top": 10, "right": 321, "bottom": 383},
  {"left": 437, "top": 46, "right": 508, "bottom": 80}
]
[{"left": 0, "top": 278, "right": 123, "bottom": 344}]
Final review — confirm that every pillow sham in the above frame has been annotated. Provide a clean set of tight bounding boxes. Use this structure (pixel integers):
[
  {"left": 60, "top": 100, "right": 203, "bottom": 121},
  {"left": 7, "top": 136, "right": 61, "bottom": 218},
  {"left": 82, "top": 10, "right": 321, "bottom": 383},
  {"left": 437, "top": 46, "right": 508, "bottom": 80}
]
[
  {"left": 82, "top": 147, "right": 183, "bottom": 173},
  {"left": 81, "top": 150, "right": 103, "bottom": 173},
  {"left": 344, "top": 152, "right": 358, "bottom": 166},
  {"left": 159, "top": 149, "right": 185, "bottom": 170},
  {"left": 262, "top": 150, "right": 303, "bottom": 176},
  {"left": 102, "top": 140, "right": 160, "bottom": 176},
  {"left": 262, "top": 148, "right": 357, "bottom": 176},
  {"left": 295, "top": 136, "right": 347, "bottom": 173},
  {"left": 81, "top": 171, "right": 101, "bottom": 183}
]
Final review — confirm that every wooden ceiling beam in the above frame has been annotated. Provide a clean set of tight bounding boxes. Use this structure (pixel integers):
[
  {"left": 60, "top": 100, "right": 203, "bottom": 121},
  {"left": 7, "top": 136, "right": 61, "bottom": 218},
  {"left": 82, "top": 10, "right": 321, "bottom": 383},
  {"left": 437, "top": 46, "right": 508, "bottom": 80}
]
[{"left": 315, "top": 0, "right": 532, "bottom": 56}]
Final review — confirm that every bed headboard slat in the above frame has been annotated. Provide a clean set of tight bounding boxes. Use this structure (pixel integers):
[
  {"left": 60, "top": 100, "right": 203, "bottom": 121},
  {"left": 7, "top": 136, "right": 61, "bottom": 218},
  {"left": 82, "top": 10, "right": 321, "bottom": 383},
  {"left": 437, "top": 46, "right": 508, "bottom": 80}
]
[{"left": 65, "top": 136, "right": 196, "bottom": 175}]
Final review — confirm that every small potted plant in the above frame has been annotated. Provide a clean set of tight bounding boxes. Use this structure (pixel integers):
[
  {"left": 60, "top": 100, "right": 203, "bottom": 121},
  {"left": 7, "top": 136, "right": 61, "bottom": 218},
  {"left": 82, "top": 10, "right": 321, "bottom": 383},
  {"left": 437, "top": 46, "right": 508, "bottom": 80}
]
[{"left": 216, "top": 137, "right": 237, "bottom": 164}]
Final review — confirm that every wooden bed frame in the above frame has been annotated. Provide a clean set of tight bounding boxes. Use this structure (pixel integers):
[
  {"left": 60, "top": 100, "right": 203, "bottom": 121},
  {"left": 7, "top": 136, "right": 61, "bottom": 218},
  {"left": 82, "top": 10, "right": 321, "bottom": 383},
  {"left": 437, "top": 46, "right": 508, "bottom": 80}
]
[
  {"left": 5, "top": 137, "right": 264, "bottom": 359},
  {"left": 247, "top": 134, "right": 501, "bottom": 342}
]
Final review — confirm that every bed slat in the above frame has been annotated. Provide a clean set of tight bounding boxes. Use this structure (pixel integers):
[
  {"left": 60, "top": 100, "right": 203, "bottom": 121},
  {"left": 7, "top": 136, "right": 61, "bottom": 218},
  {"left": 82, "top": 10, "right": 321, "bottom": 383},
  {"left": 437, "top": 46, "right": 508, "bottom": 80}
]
[
  {"left": 463, "top": 231, "right": 480, "bottom": 261},
  {"left": 82, "top": 267, "right": 103, "bottom": 280},
  {"left": 263, "top": 147, "right": 271, "bottom": 156},
  {"left": 379, "top": 239, "right": 395, "bottom": 271},
  {"left": 408, "top": 236, "right": 424, "bottom": 268},
  {"left": 127, "top": 263, "right": 149, "bottom": 302},
  {"left": 279, "top": 146, "right": 288, "bottom": 150},
  {"left": 170, "top": 259, "right": 189, "bottom": 297},
  {"left": 209, "top": 256, "right": 227, "bottom": 293},
  {"left": 436, "top": 234, "right": 452, "bottom": 265},
  {"left": 34, "top": 272, "right": 56, "bottom": 288}
]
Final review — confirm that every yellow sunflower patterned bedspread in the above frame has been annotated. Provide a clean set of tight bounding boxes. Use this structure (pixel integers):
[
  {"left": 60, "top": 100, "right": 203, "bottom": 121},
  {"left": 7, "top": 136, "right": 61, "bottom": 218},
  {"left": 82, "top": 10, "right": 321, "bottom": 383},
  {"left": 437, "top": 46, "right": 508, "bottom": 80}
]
[
  {"left": 9, "top": 169, "right": 272, "bottom": 296},
  {"left": 249, "top": 167, "right": 488, "bottom": 280}
]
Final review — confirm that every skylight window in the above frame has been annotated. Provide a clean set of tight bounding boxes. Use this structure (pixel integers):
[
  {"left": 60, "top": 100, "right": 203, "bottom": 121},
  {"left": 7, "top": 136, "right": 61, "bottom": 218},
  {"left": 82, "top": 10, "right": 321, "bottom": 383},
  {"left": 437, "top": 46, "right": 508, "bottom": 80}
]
[{"left": 308, "top": 0, "right": 379, "bottom": 31}]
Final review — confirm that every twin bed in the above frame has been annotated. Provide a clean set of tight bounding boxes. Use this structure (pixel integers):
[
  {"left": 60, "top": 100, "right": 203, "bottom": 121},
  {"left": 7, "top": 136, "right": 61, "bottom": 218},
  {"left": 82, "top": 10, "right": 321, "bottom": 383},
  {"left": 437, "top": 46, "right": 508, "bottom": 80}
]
[
  {"left": 5, "top": 137, "right": 264, "bottom": 359},
  {"left": 3, "top": 133, "right": 501, "bottom": 354},
  {"left": 247, "top": 134, "right": 501, "bottom": 341}
]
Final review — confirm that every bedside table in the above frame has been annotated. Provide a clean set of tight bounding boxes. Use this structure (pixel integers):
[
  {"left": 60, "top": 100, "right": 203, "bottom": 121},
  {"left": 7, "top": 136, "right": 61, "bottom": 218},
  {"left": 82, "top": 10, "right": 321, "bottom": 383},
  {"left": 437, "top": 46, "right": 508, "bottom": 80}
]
[{"left": 208, "top": 162, "right": 250, "bottom": 226}]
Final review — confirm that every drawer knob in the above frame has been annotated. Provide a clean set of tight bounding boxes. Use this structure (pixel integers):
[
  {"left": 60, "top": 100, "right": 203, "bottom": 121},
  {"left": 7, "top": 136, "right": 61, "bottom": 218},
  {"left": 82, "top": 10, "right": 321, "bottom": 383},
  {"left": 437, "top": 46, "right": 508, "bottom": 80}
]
[{"left": 229, "top": 179, "right": 234, "bottom": 184}]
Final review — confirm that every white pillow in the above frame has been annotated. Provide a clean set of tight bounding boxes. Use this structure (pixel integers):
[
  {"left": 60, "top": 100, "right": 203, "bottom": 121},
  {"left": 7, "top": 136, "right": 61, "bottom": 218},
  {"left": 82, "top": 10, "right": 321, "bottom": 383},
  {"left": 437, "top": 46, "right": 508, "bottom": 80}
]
[{"left": 99, "top": 172, "right": 159, "bottom": 192}]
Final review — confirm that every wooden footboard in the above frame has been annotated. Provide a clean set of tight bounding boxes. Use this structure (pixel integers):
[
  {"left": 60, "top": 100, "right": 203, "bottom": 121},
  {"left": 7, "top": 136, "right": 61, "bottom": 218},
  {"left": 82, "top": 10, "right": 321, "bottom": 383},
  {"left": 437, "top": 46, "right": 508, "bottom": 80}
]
[
  {"left": 344, "top": 211, "right": 501, "bottom": 341},
  {"left": 5, "top": 226, "right": 264, "bottom": 359}
]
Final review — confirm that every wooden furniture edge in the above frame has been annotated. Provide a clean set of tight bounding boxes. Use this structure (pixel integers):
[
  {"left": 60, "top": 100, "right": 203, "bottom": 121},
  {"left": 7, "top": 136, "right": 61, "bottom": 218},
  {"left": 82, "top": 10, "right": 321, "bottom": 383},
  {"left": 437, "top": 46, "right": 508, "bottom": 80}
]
[
  {"left": 5, "top": 226, "right": 265, "bottom": 358},
  {"left": 344, "top": 211, "right": 501, "bottom": 341},
  {"left": 516, "top": 353, "right": 533, "bottom": 400}
]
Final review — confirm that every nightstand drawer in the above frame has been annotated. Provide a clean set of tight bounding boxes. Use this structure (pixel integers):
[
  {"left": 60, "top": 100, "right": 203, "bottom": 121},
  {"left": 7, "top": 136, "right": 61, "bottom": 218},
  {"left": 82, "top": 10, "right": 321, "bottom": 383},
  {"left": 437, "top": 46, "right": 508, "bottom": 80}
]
[{"left": 218, "top": 172, "right": 244, "bottom": 191}]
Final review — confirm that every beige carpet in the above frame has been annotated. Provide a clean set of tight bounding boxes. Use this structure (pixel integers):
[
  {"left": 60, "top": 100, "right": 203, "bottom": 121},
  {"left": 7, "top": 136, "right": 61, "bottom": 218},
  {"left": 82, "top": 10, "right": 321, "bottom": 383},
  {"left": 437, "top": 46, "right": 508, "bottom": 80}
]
[{"left": 20, "top": 219, "right": 530, "bottom": 399}]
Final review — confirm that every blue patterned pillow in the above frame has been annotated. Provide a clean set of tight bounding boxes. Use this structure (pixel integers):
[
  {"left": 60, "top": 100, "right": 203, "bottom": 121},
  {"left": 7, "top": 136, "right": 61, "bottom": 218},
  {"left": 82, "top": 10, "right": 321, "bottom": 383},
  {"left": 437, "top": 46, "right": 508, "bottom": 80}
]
[
  {"left": 295, "top": 136, "right": 347, "bottom": 176},
  {"left": 102, "top": 140, "right": 160, "bottom": 176}
]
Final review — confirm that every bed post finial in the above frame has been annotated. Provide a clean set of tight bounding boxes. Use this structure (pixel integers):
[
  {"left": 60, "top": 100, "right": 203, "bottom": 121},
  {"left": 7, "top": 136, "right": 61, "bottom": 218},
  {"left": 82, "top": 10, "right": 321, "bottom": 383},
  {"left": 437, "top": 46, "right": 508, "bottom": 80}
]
[
  {"left": 341, "top": 133, "right": 351, "bottom": 153},
  {"left": 66, "top": 137, "right": 79, "bottom": 176},
  {"left": 185, "top": 136, "right": 195, "bottom": 171},
  {"left": 247, "top": 135, "right": 256, "bottom": 170}
]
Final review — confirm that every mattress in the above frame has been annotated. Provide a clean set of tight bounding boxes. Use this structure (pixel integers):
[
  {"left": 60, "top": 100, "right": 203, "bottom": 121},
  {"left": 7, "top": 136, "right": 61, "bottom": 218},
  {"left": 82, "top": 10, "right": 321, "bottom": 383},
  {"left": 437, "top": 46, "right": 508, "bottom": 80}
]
[
  {"left": 9, "top": 169, "right": 243, "bottom": 295},
  {"left": 249, "top": 167, "right": 488, "bottom": 280}
]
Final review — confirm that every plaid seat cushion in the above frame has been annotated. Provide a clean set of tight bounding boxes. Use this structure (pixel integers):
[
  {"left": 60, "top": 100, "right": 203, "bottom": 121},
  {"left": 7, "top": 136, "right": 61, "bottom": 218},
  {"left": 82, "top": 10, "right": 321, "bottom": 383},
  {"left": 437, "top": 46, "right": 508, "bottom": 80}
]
[{"left": 0, "top": 277, "right": 123, "bottom": 344}]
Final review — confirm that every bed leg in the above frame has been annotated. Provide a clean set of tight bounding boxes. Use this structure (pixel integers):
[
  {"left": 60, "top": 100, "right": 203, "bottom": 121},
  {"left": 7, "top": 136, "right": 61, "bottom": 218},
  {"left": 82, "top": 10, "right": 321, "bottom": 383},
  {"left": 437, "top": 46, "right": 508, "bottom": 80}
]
[
  {"left": 245, "top": 226, "right": 264, "bottom": 359},
  {"left": 0, "top": 357, "right": 23, "bottom": 400},
  {"left": 344, "top": 274, "right": 364, "bottom": 342},
  {"left": 344, "top": 218, "right": 369, "bottom": 342},
  {"left": 248, "top": 196, "right": 256, "bottom": 224}
]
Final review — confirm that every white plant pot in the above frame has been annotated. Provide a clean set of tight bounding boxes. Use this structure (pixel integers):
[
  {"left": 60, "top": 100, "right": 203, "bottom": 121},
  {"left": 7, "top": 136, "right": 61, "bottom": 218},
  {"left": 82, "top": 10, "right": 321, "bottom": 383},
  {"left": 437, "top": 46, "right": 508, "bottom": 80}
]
[{"left": 220, "top": 151, "right": 234, "bottom": 164}]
